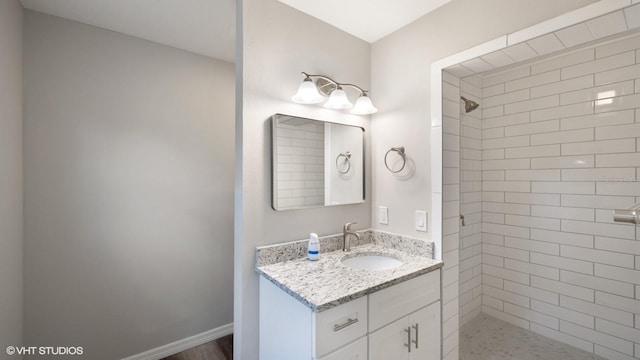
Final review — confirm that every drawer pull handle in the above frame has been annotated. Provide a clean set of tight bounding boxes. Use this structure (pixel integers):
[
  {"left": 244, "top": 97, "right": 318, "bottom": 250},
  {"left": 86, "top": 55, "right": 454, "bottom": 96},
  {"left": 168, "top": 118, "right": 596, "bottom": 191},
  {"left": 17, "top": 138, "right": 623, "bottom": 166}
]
[
  {"left": 333, "top": 317, "right": 358, "bottom": 332},
  {"left": 412, "top": 323, "right": 419, "bottom": 349},
  {"left": 404, "top": 327, "right": 411, "bottom": 352}
]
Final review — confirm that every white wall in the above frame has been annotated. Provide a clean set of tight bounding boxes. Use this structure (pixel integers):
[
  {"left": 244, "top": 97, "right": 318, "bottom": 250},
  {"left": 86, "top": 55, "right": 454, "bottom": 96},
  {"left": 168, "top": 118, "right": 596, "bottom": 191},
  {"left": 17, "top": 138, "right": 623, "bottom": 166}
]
[
  {"left": 479, "top": 33, "right": 640, "bottom": 360},
  {"left": 0, "top": 0, "right": 23, "bottom": 352},
  {"left": 23, "top": 11, "right": 235, "bottom": 359},
  {"left": 237, "top": 0, "right": 371, "bottom": 357},
  {"left": 371, "top": 1, "right": 598, "bottom": 359}
]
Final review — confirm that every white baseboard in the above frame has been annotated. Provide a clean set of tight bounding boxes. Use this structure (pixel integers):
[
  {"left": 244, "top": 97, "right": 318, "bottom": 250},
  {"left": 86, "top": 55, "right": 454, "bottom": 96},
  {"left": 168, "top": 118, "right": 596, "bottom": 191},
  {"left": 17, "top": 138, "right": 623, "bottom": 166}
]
[{"left": 121, "top": 323, "right": 233, "bottom": 360}]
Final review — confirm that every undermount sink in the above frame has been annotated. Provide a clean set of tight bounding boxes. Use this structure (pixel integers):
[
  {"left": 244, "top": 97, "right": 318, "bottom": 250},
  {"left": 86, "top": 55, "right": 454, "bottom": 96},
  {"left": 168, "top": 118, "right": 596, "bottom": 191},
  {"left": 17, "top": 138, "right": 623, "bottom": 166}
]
[{"left": 341, "top": 252, "right": 403, "bottom": 271}]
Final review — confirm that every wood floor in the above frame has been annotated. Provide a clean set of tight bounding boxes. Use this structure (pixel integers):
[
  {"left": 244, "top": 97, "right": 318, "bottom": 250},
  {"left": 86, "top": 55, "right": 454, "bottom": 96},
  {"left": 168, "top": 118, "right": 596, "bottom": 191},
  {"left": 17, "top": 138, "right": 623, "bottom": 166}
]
[{"left": 161, "top": 335, "right": 233, "bottom": 360}]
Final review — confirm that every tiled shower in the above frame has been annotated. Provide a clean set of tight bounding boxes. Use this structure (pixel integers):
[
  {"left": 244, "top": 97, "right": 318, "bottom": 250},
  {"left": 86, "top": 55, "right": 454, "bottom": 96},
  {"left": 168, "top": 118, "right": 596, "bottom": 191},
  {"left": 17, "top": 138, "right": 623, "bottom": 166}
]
[{"left": 447, "top": 32, "right": 640, "bottom": 360}]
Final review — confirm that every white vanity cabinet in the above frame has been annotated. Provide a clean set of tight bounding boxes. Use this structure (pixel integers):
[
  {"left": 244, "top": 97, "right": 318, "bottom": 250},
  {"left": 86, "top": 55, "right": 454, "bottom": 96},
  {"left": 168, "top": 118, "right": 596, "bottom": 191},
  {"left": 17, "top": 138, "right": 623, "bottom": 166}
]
[{"left": 259, "top": 269, "right": 441, "bottom": 360}]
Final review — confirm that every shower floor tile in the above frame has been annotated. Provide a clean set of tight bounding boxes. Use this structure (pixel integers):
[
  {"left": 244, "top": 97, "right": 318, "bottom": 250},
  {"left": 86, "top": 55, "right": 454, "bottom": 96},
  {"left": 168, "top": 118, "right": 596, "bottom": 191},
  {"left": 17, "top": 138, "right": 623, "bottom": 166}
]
[{"left": 460, "top": 313, "right": 607, "bottom": 360}]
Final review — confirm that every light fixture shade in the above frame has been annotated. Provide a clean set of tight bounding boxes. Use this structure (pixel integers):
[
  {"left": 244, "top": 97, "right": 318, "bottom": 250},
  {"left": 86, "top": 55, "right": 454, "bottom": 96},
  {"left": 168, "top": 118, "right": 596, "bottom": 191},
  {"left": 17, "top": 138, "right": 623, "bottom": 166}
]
[
  {"left": 291, "top": 78, "right": 324, "bottom": 104},
  {"left": 351, "top": 94, "right": 378, "bottom": 115},
  {"left": 324, "top": 88, "right": 353, "bottom": 109}
]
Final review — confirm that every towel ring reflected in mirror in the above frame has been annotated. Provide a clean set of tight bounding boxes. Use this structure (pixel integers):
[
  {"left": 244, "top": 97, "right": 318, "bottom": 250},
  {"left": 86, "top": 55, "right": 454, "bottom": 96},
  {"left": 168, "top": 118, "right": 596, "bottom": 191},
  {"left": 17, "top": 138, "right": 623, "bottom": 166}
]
[
  {"left": 336, "top": 151, "right": 352, "bottom": 174},
  {"left": 384, "top": 146, "right": 406, "bottom": 173}
]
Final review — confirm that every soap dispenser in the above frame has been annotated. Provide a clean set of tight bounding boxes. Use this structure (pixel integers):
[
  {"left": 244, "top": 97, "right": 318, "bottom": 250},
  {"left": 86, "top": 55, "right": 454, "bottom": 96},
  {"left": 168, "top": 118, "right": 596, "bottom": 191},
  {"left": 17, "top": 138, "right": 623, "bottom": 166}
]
[{"left": 308, "top": 233, "right": 319, "bottom": 261}]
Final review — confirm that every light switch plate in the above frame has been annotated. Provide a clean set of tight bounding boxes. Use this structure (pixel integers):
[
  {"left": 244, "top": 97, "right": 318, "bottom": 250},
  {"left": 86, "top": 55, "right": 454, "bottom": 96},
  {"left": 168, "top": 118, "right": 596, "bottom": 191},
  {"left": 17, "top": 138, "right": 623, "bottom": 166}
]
[
  {"left": 415, "top": 210, "right": 427, "bottom": 232},
  {"left": 378, "top": 206, "right": 389, "bottom": 225}
]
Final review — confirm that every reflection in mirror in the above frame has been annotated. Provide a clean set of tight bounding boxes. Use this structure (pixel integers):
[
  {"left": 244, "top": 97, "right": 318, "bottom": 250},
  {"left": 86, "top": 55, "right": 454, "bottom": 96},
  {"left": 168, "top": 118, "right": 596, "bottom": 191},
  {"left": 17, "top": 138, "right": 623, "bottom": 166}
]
[{"left": 271, "top": 114, "right": 365, "bottom": 210}]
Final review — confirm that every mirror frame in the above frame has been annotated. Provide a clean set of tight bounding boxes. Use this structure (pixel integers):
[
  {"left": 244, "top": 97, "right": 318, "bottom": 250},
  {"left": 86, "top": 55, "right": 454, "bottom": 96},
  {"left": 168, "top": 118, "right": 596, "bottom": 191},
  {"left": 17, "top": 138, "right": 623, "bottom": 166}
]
[{"left": 271, "top": 113, "right": 366, "bottom": 211}]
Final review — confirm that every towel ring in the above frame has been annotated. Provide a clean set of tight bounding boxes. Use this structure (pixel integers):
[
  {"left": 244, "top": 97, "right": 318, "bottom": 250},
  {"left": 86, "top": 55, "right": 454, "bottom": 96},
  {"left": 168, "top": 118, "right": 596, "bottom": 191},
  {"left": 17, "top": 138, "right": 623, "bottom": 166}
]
[
  {"left": 336, "top": 151, "right": 352, "bottom": 174},
  {"left": 385, "top": 146, "right": 406, "bottom": 173}
]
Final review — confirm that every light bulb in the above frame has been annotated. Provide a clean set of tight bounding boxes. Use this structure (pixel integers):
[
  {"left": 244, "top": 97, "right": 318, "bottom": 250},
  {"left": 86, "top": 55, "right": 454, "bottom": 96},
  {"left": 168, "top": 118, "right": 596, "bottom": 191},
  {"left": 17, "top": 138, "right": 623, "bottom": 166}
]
[
  {"left": 324, "top": 88, "right": 352, "bottom": 109},
  {"left": 351, "top": 93, "right": 378, "bottom": 115},
  {"left": 291, "top": 78, "right": 324, "bottom": 104}
]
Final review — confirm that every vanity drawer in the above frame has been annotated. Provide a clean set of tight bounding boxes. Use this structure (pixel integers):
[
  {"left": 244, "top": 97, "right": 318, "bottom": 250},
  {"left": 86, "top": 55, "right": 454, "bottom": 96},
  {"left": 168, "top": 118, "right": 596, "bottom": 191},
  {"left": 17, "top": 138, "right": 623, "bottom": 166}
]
[
  {"left": 316, "top": 336, "right": 367, "bottom": 360},
  {"left": 313, "top": 296, "right": 368, "bottom": 358},
  {"left": 368, "top": 270, "right": 440, "bottom": 331}
]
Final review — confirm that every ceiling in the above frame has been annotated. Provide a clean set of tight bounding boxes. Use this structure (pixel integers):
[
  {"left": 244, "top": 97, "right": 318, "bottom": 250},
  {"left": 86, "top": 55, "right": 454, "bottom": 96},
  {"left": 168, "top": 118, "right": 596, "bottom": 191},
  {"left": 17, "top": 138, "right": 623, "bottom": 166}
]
[
  {"left": 18, "top": 0, "right": 451, "bottom": 63},
  {"left": 19, "top": 0, "right": 236, "bottom": 63},
  {"left": 18, "top": 0, "right": 640, "bottom": 77},
  {"left": 278, "top": 0, "right": 451, "bottom": 43}
]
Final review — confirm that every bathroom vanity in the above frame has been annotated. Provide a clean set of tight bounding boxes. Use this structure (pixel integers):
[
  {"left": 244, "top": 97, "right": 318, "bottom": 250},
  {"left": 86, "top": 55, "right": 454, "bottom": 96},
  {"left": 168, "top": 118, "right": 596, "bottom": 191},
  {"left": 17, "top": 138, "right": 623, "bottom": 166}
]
[{"left": 256, "top": 231, "right": 443, "bottom": 360}]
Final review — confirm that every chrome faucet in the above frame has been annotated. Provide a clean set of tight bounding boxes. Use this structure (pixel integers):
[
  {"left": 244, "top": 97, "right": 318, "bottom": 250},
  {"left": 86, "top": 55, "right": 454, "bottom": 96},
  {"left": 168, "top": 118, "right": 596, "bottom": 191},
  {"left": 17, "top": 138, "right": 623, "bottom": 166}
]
[{"left": 343, "top": 222, "right": 360, "bottom": 252}]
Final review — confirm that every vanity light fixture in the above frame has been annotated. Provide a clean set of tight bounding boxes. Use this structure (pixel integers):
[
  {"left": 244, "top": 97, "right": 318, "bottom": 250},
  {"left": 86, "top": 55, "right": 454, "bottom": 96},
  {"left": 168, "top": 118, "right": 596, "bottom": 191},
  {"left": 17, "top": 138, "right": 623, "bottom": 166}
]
[
  {"left": 292, "top": 72, "right": 378, "bottom": 115},
  {"left": 291, "top": 75, "right": 324, "bottom": 104},
  {"left": 324, "top": 85, "right": 352, "bottom": 109}
]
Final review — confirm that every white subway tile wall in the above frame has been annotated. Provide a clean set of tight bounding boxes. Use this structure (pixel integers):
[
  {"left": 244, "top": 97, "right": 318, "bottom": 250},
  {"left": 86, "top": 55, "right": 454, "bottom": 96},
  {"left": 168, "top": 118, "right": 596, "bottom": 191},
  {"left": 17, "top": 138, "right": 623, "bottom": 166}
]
[
  {"left": 475, "top": 33, "right": 640, "bottom": 358},
  {"left": 460, "top": 75, "right": 484, "bottom": 327},
  {"left": 442, "top": 71, "right": 462, "bottom": 360}
]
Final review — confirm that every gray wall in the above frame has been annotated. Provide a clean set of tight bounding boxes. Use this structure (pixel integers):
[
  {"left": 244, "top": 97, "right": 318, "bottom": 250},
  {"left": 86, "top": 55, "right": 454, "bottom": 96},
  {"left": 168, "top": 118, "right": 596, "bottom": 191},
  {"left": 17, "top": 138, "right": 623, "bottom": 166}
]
[
  {"left": 236, "top": 0, "right": 371, "bottom": 357},
  {"left": 0, "top": 0, "right": 23, "bottom": 352},
  {"left": 23, "top": 11, "right": 234, "bottom": 359}
]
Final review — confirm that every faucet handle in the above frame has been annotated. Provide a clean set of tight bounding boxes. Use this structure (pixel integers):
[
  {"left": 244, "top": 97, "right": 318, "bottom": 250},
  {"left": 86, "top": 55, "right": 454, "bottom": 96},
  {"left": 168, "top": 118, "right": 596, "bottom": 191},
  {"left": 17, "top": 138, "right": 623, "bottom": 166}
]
[{"left": 344, "top": 221, "right": 358, "bottom": 231}]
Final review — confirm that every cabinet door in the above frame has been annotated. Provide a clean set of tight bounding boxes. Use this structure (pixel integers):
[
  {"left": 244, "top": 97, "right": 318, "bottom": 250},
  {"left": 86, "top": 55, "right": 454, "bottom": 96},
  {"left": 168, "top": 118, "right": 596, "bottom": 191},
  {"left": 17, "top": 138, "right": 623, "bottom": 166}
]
[
  {"left": 409, "top": 301, "right": 441, "bottom": 360},
  {"left": 368, "top": 317, "right": 409, "bottom": 360}
]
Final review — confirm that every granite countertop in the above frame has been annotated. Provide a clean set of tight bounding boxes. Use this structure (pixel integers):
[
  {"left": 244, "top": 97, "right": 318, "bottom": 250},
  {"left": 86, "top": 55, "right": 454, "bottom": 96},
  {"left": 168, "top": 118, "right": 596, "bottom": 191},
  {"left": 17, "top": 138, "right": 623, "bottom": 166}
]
[{"left": 256, "top": 241, "right": 443, "bottom": 312}]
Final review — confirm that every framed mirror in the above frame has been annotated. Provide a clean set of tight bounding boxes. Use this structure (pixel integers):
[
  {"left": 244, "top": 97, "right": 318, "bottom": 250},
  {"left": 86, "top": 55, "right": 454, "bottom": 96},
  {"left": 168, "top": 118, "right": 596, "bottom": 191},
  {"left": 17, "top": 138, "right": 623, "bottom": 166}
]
[{"left": 271, "top": 114, "right": 365, "bottom": 210}]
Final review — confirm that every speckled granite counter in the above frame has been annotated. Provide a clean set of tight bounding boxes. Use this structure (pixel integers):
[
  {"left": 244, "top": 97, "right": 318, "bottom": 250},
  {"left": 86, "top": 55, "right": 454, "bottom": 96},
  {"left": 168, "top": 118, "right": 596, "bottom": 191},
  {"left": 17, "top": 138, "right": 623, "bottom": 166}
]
[{"left": 255, "top": 230, "right": 443, "bottom": 312}]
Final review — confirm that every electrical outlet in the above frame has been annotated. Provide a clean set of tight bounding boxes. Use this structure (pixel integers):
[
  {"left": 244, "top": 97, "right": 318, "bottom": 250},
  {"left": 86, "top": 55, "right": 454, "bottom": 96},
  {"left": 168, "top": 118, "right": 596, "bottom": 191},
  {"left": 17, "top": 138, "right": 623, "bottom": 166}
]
[
  {"left": 415, "top": 211, "right": 427, "bottom": 232},
  {"left": 378, "top": 206, "right": 388, "bottom": 225}
]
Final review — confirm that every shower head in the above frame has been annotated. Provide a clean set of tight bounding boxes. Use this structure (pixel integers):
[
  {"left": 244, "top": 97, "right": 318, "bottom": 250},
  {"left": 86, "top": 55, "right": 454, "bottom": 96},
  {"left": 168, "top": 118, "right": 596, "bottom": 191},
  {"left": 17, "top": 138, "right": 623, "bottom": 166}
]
[{"left": 461, "top": 96, "right": 480, "bottom": 113}]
